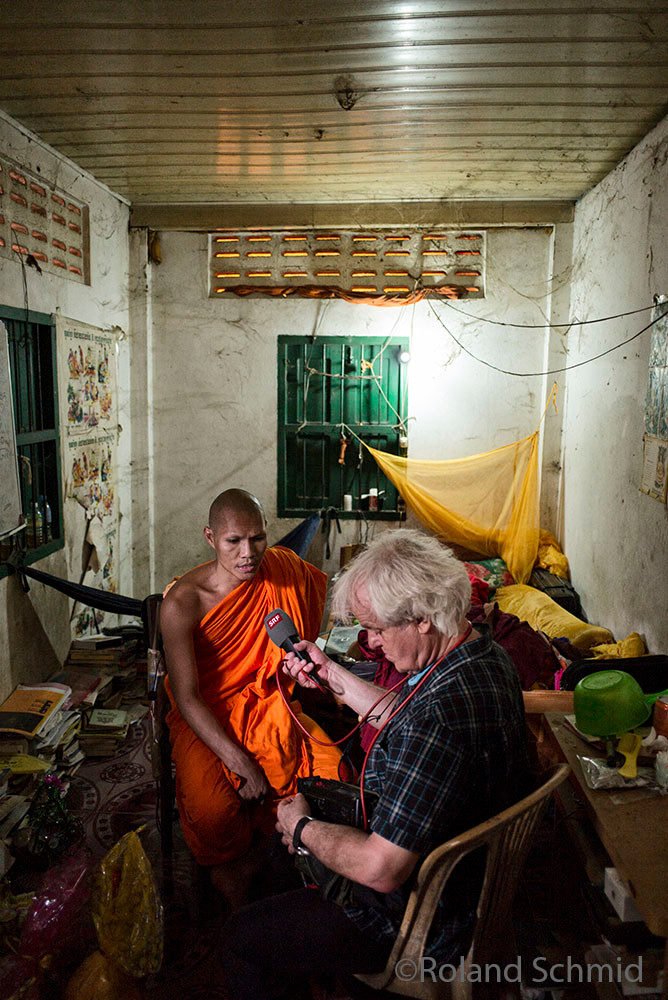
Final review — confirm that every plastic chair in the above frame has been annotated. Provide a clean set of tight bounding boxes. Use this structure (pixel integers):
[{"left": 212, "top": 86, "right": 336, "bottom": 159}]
[
  {"left": 141, "top": 592, "right": 175, "bottom": 854},
  {"left": 354, "top": 763, "right": 571, "bottom": 1000}
]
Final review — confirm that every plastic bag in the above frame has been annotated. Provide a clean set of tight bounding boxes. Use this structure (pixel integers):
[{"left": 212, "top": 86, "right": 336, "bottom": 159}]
[
  {"left": 63, "top": 950, "right": 143, "bottom": 1000},
  {"left": 90, "top": 829, "right": 163, "bottom": 976},
  {"left": 19, "top": 846, "right": 94, "bottom": 963},
  {"left": 577, "top": 755, "right": 658, "bottom": 791}
]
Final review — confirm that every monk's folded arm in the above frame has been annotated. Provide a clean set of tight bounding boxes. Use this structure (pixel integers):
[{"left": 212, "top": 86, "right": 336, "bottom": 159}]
[{"left": 300, "top": 821, "right": 419, "bottom": 894}]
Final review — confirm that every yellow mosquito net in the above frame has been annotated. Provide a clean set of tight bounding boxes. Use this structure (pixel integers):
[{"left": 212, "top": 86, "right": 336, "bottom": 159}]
[{"left": 366, "top": 385, "right": 561, "bottom": 584}]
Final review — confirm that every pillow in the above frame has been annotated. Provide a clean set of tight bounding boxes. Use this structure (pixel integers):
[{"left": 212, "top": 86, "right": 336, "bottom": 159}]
[
  {"left": 494, "top": 584, "right": 614, "bottom": 650},
  {"left": 464, "top": 557, "right": 515, "bottom": 597}
]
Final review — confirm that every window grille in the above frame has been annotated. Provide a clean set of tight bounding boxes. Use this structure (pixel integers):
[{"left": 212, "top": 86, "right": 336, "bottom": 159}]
[
  {"left": 0, "top": 307, "right": 64, "bottom": 567},
  {"left": 0, "top": 154, "right": 89, "bottom": 284},
  {"left": 210, "top": 230, "right": 484, "bottom": 298},
  {"left": 277, "top": 335, "right": 408, "bottom": 518}
]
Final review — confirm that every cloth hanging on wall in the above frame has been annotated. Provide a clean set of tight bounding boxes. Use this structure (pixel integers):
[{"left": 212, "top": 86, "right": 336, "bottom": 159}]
[{"left": 275, "top": 513, "right": 320, "bottom": 559}]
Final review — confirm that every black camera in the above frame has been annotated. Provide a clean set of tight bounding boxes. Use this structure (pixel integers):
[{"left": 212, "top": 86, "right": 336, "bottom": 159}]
[{"left": 297, "top": 776, "right": 378, "bottom": 829}]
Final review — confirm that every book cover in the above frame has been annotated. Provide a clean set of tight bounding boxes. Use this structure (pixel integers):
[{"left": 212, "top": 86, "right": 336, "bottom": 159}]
[
  {"left": 50, "top": 669, "right": 107, "bottom": 710},
  {"left": 0, "top": 753, "right": 50, "bottom": 774},
  {"left": 0, "top": 683, "right": 71, "bottom": 738},
  {"left": 71, "top": 634, "right": 123, "bottom": 649},
  {"left": 85, "top": 708, "right": 129, "bottom": 730}
]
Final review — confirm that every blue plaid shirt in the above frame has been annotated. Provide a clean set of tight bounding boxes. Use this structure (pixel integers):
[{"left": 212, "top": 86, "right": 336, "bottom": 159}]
[{"left": 343, "top": 625, "right": 529, "bottom": 962}]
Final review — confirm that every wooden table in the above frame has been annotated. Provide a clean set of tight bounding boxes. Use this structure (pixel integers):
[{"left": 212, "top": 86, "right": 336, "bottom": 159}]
[{"left": 544, "top": 712, "right": 668, "bottom": 998}]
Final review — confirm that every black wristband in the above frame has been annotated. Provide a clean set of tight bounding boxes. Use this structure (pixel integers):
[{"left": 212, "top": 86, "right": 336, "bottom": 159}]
[{"left": 292, "top": 815, "right": 314, "bottom": 855}]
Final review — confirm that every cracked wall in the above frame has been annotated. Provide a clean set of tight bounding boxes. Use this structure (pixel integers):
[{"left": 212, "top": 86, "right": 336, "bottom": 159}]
[
  {"left": 147, "top": 228, "right": 562, "bottom": 588},
  {"left": 0, "top": 113, "right": 132, "bottom": 698},
  {"left": 564, "top": 113, "right": 668, "bottom": 651}
]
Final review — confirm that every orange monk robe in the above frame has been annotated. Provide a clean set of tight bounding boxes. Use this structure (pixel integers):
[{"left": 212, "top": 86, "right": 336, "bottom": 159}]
[{"left": 165, "top": 546, "right": 341, "bottom": 866}]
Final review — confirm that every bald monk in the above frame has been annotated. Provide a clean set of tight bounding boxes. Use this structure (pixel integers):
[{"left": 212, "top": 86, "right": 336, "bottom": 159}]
[{"left": 160, "top": 489, "right": 341, "bottom": 885}]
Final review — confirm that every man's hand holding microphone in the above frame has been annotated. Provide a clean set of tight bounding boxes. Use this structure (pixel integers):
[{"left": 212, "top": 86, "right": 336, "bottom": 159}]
[{"left": 263, "top": 608, "right": 337, "bottom": 692}]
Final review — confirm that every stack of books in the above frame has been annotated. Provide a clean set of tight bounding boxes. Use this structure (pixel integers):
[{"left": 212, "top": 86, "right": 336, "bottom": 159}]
[
  {"left": 49, "top": 667, "right": 113, "bottom": 712},
  {"left": 60, "top": 630, "right": 144, "bottom": 721},
  {"left": 67, "top": 634, "right": 139, "bottom": 670},
  {"left": 0, "top": 682, "right": 72, "bottom": 746},
  {"left": 34, "top": 710, "right": 84, "bottom": 775},
  {"left": 0, "top": 682, "right": 74, "bottom": 867},
  {"left": 78, "top": 708, "right": 131, "bottom": 757},
  {"left": 0, "top": 643, "right": 149, "bottom": 870}
]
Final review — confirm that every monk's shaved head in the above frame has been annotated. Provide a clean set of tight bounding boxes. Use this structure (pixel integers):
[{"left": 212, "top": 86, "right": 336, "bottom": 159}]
[{"left": 208, "top": 489, "right": 266, "bottom": 534}]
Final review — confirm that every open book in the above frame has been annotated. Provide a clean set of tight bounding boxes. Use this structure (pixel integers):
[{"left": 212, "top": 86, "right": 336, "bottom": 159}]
[{"left": 0, "top": 683, "right": 71, "bottom": 738}]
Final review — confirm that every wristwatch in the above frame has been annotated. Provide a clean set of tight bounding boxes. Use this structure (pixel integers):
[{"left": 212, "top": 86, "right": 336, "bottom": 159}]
[{"left": 292, "top": 815, "right": 314, "bottom": 856}]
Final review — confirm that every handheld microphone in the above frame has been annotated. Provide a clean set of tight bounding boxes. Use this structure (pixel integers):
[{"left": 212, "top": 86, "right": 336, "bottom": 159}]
[{"left": 264, "top": 608, "right": 324, "bottom": 687}]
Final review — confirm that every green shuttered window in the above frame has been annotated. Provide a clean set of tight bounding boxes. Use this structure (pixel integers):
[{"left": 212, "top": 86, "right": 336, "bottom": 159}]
[
  {"left": 278, "top": 335, "right": 408, "bottom": 518},
  {"left": 1, "top": 307, "right": 63, "bottom": 562}
]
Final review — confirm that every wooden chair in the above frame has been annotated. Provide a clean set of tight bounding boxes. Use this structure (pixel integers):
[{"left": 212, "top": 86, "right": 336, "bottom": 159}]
[
  {"left": 141, "top": 593, "right": 175, "bottom": 854},
  {"left": 354, "top": 763, "right": 571, "bottom": 1000}
]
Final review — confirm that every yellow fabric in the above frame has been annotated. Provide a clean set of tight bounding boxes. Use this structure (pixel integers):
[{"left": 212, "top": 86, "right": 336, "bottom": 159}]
[
  {"left": 494, "top": 584, "right": 614, "bottom": 650},
  {"left": 536, "top": 530, "right": 570, "bottom": 580},
  {"left": 589, "top": 632, "right": 647, "bottom": 659},
  {"left": 368, "top": 432, "right": 540, "bottom": 584}
]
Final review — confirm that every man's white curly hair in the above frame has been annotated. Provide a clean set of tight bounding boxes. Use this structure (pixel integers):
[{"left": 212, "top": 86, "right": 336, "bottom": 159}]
[{"left": 332, "top": 528, "right": 471, "bottom": 637}]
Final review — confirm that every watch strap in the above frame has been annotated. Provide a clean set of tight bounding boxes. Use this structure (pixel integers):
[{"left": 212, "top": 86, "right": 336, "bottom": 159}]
[{"left": 292, "top": 815, "right": 314, "bottom": 854}]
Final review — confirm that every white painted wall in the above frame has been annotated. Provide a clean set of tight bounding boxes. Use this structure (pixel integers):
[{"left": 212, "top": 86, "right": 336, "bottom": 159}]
[
  {"left": 0, "top": 113, "right": 131, "bottom": 698},
  {"left": 148, "top": 227, "right": 560, "bottom": 589},
  {"left": 409, "top": 227, "right": 555, "bottom": 459},
  {"left": 563, "top": 113, "right": 668, "bottom": 651},
  {"left": 7, "top": 104, "right": 665, "bottom": 688}
]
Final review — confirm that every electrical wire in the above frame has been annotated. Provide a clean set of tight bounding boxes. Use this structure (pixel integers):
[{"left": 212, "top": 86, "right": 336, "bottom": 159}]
[
  {"left": 298, "top": 302, "right": 409, "bottom": 435},
  {"left": 357, "top": 623, "right": 472, "bottom": 828},
  {"left": 276, "top": 658, "right": 406, "bottom": 751},
  {"left": 442, "top": 300, "right": 657, "bottom": 329},
  {"left": 427, "top": 300, "right": 668, "bottom": 378}
]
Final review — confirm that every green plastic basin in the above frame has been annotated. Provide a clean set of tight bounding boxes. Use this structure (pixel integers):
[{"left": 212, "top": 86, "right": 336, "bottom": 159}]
[{"left": 573, "top": 669, "right": 652, "bottom": 737}]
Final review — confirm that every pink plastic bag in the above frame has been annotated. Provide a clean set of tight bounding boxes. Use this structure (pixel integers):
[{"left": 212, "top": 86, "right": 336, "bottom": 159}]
[{"left": 19, "top": 846, "right": 95, "bottom": 963}]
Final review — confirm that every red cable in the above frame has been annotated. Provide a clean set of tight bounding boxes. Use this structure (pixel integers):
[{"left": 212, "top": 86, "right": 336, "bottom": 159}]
[
  {"left": 358, "top": 624, "right": 473, "bottom": 828},
  {"left": 279, "top": 624, "right": 474, "bottom": 829},
  {"left": 276, "top": 661, "right": 407, "bottom": 748}
]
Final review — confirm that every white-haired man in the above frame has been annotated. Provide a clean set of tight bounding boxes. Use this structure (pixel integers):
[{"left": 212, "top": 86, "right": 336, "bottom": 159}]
[{"left": 222, "top": 528, "right": 529, "bottom": 1000}]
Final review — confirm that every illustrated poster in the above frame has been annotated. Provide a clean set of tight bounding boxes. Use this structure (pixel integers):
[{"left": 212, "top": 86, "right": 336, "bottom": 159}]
[
  {"left": 640, "top": 435, "right": 668, "bottom": 503},
  {"left": 644, "top": 300, "right": 668, "bottom": 440},
  {"left": 56, "top": 317, "right": 120, "bottom": 634}
]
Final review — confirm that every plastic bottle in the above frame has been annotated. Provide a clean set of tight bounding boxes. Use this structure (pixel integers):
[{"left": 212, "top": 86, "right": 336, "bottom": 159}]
[
  {"left": 24, "top": 508, "right": 34, "bottom": 548},
  {"left": 33, "top": 500, "right": 44, "bottom": 546},
  {"left": 44, "top": 497, "right": 53, "bottom": 541}
]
